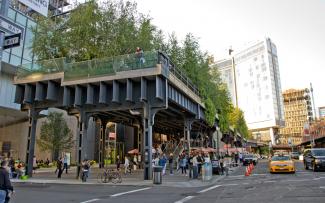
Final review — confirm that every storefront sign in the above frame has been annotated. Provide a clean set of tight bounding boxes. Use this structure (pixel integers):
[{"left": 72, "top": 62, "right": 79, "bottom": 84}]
[{"left": 19, "top": 0, "right": 49, "bottom": 17}]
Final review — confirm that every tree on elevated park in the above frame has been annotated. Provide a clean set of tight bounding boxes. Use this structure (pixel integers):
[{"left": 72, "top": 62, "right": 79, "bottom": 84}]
[
  {"left": 31, "top": 0, "right": 165, "bottom": 61},
  {"left": 31, "top": 0, "right": 249, "bottom": 137},
  {"left": 37, "top": 112, "right": 74, "bottom": 161}
]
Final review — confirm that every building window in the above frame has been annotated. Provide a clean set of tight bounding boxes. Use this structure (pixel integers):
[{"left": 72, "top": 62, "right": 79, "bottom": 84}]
[
  {"left": 2, "top": 51, "right": 10, "bottom": 63},
  {"left": 10, "top": 54, "right": 22, "bottom": 66},
  {"left": 263, "top": 76, "right": 267, "bottom": 81},
  {"left": 8, "top": 8, "right": 16, "bottom": 21},
  {"left": 16, "top": 12, "right": 27, "bottom": 26}
]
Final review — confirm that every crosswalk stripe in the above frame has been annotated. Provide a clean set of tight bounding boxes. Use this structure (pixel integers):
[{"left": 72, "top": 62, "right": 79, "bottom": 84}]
[
  {"left": 174, "top": 196, "right": 195, "bottom": 203},
  {"left": 111, "top": 187, "right": 151, "bottom": 197},
  {"left": 198, "top": 185, "right": 222, "bottom": 193},
  {"left": 80, "top": 199, "right": 100, "bottom": 203}
]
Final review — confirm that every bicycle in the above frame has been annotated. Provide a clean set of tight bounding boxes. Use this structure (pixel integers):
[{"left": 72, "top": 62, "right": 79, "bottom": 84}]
[{"left": 97, "top": 168, "right": 122, "bottom": 184}]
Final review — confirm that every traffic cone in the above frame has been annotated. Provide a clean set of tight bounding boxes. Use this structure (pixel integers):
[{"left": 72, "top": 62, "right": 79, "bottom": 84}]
[{"left": 245, "top": 166, "right": 250, "bottom": 176}]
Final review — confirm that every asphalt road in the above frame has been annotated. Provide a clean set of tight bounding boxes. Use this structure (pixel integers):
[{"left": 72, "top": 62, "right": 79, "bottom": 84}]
[{"left": 10, "top": 160, "right": 325, "bottom": 203}]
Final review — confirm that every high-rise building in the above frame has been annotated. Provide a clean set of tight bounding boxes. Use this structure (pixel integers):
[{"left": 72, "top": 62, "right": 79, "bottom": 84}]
[
  {"left": 213, "top": 58, "right": 237, "bottom": 105},
  {"left": 319, "top": 106, "right": 325, "bottom": 119},
  {"left": 279, "top": 89, "right": 313, "bottom": 145},
  {"left": 212, "top": 38, "right": 285, "bottom": 144}
]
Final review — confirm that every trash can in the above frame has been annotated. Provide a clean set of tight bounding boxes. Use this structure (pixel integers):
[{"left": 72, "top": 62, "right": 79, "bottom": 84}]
[
  {"left": 153, "top": 166, "right": 163, "bottom": 184},
  {"left": 211, "top": 160, "right": 220, "bottom": 175}
]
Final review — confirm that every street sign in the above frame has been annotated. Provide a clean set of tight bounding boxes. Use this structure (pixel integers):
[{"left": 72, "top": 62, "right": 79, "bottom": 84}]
[
  {"left": 0, "top": 15, "right": 24, "bottom": 35},
  {"left": 3, "top": 33, "right": 21, "bottom": 49}
]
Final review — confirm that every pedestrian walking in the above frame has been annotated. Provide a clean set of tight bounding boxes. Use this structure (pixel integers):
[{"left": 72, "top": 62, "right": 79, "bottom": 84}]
[
  {"left": 235, "top": 153, "right": 239, "bottom": 166},
  {"left": 168, "top": 153, "right": 174, "bottom": 175},
  {"left": 160, "top": 154, "right": 167, "bottom": 175},
  {"left": 188, "top": 153, "right": 193, "bottom": 178},
  {"left": 32, "top": 156, "right": 37, "bottom": 174},
  {"left": 124, "top": 156, "right": 130, "bottom": 175},
  {"left": 219, "top": 156, "right": 224, "bottom": 175},
  {"left": 116, "top": 155, "right": 121, "bottom": 171},
  {"left": 63, "top": 154, "right": 68, "bottom": 174},
  {"left": 0, "top": 160, "right": 14, "bottom": 203},
  {"left": 133, "top": 155, "right": 138, "bottom": 170},
  {"left": 57, "top": 157, "right": 63, "bottom": 179},
  {"left": 180, "top": 156, "right": 187, "bottom": 175},
  {"left": 8, "top": 158, "right": 14, "bottom": 179},
  {"left": 81, "top": 160, "right": 90, "bottom": 182},
  {"left": 192, "top": 153, "right": 199, "bottom": 179},
  {"left": 239, "top": 153, "right": 243, "bottom": 163},
  {"left": 197, "top": 153, "right": 203, "bottom": 175}
]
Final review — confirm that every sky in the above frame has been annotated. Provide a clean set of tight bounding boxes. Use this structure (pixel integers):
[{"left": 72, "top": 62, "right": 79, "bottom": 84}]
[{"left": 77, "top": 0, "right": 325, "bottom": 112}]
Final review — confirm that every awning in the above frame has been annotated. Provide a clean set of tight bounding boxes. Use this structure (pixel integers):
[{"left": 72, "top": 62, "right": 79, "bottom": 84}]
[{"left": 128, "top": 149, "right": 139, "bottom": 154}]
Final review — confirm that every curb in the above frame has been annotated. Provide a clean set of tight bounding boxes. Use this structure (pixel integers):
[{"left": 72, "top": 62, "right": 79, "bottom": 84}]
[{"left": 11, "top": 166, "right": 242, "bottom": 188}]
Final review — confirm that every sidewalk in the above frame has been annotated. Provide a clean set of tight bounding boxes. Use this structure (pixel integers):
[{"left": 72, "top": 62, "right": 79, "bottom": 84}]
[{"left": 11, "top": 165, "right": 241, "bottom": 188}]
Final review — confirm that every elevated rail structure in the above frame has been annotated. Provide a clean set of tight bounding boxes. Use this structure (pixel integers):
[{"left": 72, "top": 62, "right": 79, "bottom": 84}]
[{"left": 14, "top": 51, "right": 214, "bottom": 179}]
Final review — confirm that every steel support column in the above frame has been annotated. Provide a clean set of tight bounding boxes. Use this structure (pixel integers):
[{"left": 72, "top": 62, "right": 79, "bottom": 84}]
[
  {"left": 25, "top": 108, "right": 40, "bottom": 177},
  {"left": 99, "top": 120, "right": 108, "bottom": 168},
  {"left": 143, "top": 116, "right": 153, "bottom": 180},
  {"left": 184, "top": 119, "right": 194, "bottom": 157},
  {"left": 76, "top": 112, "right": 90, "bottom": 178}
]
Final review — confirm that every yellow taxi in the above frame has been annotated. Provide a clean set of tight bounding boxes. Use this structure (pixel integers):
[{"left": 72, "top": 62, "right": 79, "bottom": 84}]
[{"left": 269, "top": 155, "right": 295, "bottom": 173}]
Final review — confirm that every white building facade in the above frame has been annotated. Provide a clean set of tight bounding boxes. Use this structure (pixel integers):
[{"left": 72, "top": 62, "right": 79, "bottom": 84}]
[{"left": 214, "top": 38, "right": 285, "bottom": 144}]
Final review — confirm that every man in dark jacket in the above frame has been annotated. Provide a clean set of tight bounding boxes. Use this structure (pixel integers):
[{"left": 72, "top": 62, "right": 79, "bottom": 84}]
[{"left": 0, "top": 160, "right": 14, "bottom": 203}]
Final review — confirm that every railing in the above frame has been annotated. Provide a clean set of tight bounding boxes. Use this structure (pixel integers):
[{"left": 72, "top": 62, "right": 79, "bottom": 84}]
[
  {"left": 169, "top": 66, "right": 200, "bottom": 96},
  {"left": 16, "top": 57, "right": 66, "bottom": 79},
  {"left": 15, "top": 51, "right": 200, "bottom": 97},
  {"left": 64, "top": 51, "right": 159, "bottom": 80}
]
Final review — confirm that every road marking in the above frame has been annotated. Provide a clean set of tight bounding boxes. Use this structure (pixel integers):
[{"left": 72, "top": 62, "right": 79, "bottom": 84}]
[
  {"left": 80, "top": 199, "right": 100, "bottom": 203},
  {"left": 287, "top": 179, "right": 309, "bottom": 182},
  {"left": 110, "top": 187, "right": 151, "bottom": 197},
  {"left": 224, "top": 183, "right": 239, "bottom": 186},
  {"left": 242, "top": 183, "right": 250, "bottom": 185},
  {"left": 174, "top": 196, "right": 195, "bottom": 203},
  {"left": 251, "top": 173, "right": 267, "bottom": 176},
  {"left": 198, "top": 185, "right": 222, "bottom": 193},
  {"left": 320, "top": 186, "right": 325, "bottom": 189},
  {"left": 313, "top": 177, "right": 321, "bottom": 180},
  {"left": 264, "top": 180, "right": 276, "bottom": 183}
]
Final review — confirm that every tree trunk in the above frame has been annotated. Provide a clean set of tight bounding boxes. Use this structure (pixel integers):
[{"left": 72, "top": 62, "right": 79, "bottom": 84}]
[{"left": 53, "top": 149, "right": 60, "bottom": 161}]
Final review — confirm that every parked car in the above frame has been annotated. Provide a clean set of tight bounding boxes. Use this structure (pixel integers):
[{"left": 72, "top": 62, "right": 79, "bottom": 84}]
[
  {"left": 269, "top": 155, "right": 295, "bottom": 173},
  {"left": 290, "top": 152, "right": 300, "bottom": 159},
  {"left": 243, "top": 154, "right": 258, "bottom": 166},
  {"left": 303, "top": 148, "right": 325, "bottom": 171}
]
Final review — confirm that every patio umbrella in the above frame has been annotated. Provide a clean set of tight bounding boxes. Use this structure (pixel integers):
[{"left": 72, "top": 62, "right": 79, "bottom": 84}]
[{"left": 128, "top": 149, "right": 139, "bottom": 154}]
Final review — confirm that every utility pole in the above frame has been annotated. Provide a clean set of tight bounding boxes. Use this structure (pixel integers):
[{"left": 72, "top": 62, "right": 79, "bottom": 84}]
[{"left": 0, "top": 0, "right": 9, "bottom": 72}]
